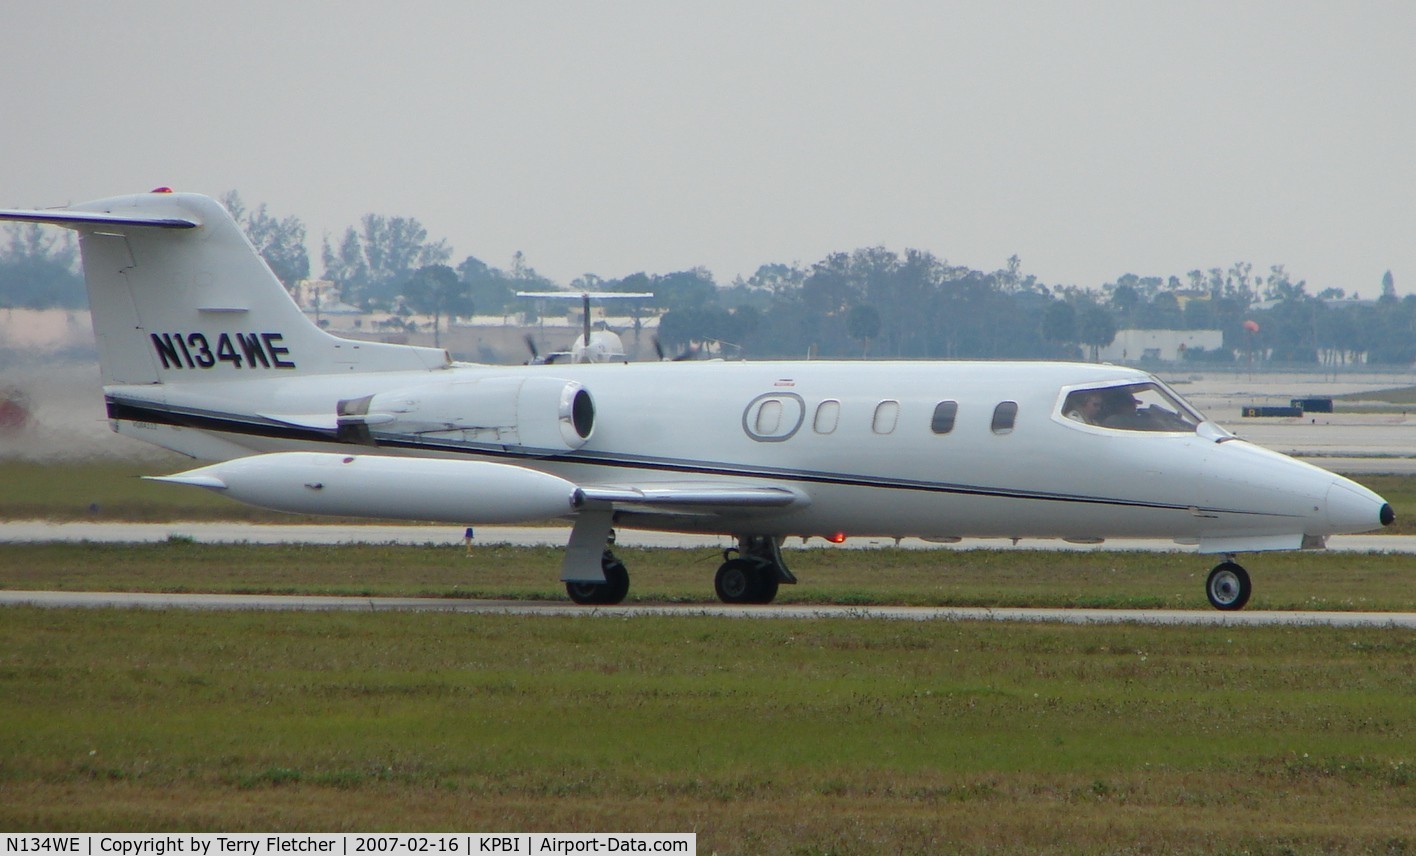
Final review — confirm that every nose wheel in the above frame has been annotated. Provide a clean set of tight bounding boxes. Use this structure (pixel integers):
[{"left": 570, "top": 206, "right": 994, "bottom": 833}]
[{"left": 1206, "top": 561, "right": 1251, "bottom": 611}]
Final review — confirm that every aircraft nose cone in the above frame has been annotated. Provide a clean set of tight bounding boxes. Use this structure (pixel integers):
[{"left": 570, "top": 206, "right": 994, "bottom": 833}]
[{"left": 1326, "top": 480, "right": 1392, "bottom": 534}]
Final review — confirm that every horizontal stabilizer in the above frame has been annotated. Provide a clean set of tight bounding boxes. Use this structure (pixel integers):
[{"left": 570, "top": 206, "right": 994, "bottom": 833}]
[
  {"left": 0, "top": 208, "right": 197, "bottom": 230},
  {"left": 515, "top": 291, "right": 655, "bottom": 300}
]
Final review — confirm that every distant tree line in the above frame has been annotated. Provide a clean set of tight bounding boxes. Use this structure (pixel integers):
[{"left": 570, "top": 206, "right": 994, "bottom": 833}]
[
  {"left": 3, "top": 192, "right": 1413, "bottom": 366},
  {"left": 0, "top": 224, "right": 83, "bottom": 308}
]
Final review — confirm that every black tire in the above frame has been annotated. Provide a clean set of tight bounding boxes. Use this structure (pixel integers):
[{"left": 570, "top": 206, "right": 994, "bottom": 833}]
[
  {"left": 716, "top": 559, "right": 780, "bottom": 604},
  {"left": 1206, "top": 561, "right": 1252, "bottom": 611},
  {"left": 714, "top": 559, "right": 756, "bottom": 604},
  {"left": 566, "top": 580, "right": 604, "bottom": 605},
  {"left": 566, "top": 558, "right": 631, "bottom": 605},
  {"left": 752, "top": 571, "right": 780, "bottom": 605},
  {"left": 602, "top": 560, "right": 630, "bottom": 605}
]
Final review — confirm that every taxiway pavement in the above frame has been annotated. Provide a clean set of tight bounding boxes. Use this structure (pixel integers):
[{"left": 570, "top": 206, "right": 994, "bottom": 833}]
[{"left": 3, "top": 589, "right": 1412, "bottom": 628}]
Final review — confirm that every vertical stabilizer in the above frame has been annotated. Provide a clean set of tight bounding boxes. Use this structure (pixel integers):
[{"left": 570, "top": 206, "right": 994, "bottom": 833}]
[{"left": 0, "top": 190, "right": 449, "bottom": 385}]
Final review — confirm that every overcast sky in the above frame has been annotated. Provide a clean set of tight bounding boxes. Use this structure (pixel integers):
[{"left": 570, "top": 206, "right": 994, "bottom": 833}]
[{"left": 3, "top": 1, "right": 1413, "bottom": 295}]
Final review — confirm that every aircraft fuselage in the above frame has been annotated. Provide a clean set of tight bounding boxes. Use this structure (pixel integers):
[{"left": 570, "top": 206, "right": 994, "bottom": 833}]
[{"left": 105, "top": 358, "right": 1383, "bottom": 553}]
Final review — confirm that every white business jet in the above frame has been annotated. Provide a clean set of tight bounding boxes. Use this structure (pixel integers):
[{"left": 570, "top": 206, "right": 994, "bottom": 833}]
[{"left": 0, "top": 190, "right": 1393, "bottom": 610}]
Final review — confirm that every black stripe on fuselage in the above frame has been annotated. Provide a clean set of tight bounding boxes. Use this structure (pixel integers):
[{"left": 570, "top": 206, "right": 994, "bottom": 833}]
[
  {"left": 108, "top": 398, "right": 335, "bottom": 444},
  {"left": 106, "top": 396, "right": 1289, "bottom": 519}
]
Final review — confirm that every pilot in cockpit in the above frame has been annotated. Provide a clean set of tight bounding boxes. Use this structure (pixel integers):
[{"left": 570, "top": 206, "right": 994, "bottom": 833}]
[
  {"left": 1065, "top": 384, "right": 1199, "bottom": 432},
  {"left": 1064, "top": 390, "right": 1106, "bottom": 425},
  {"left": 1099, "top": 388, "right": 1148, "bottom": 429}
]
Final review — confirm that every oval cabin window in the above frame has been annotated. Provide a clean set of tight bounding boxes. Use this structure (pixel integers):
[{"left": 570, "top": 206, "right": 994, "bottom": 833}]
[
  {"left": 931, "top": 400, "right": 957, "bottom": 434},
  {"left": 991, "top": 401, "right": 1018, "bottom": 435},
  {"left": 872, "top": 400, "right": 900, "bottom": 434},
  {"left": 742, "top": 393, "right": 805, "bottom": 442},
  {"left": 756, "top": 399, "right": 782, "bottom": 434},
  {"left": 814, "top": 399, "right": 840, "bottom": 434}
]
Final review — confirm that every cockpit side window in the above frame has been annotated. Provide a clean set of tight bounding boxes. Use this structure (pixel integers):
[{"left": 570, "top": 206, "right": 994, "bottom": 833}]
[{"left": 1061, "top": 382, "right": 1202, "bottom": 433}]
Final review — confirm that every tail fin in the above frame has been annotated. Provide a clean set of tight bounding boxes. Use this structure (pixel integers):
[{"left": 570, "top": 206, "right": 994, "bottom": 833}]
[{"left": 0, "top": 190, "right": 448, "bottom": 385}]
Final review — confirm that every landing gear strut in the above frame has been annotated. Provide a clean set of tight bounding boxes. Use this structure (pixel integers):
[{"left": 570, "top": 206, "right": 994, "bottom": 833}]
[
  {"left": 561, "top": 513, "right": 631, "bottom": 606},
  {"left": 1206, "top": 559, "right": 1252, "bottom": 611},
  {"left": 714, "top": 536, "right": 795, "bottom": 605},
  {"left": 565, "top": 547, "right": 630, "bottom": 605}
]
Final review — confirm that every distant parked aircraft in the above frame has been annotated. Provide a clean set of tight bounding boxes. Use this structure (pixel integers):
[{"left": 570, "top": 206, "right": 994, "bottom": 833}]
[{"left": 516, "top": 291, "right": 653, "bottom": 364}]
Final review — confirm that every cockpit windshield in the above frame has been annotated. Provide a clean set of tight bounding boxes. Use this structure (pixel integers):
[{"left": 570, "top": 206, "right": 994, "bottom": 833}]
[{"left": 1060, "top": 381, "right": 1204, "bottom": 433}]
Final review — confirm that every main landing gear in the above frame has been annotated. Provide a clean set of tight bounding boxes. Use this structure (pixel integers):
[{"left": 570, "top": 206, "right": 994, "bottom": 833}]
[
  {"left": 1205, "top": 558, "right": 1252, "bottom": 611},
  {"left": 714, "top": 536, "right": 796, "bottom": 605},
  {"left": 565, "top": 547, "right": 630, "bottom": 605},
  {"left": 561, "top": 530, "right": 794, "bottom": 606}
]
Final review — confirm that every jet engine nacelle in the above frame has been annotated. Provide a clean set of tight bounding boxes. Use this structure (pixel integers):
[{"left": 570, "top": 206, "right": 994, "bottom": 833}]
[{"left": 339, "top": 376, "right": 594, "bottom": 452}]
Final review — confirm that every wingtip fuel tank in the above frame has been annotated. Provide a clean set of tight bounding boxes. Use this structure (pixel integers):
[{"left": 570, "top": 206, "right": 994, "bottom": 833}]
[{"left": 155, "top": 452, "right": 583, "bottom": 524}]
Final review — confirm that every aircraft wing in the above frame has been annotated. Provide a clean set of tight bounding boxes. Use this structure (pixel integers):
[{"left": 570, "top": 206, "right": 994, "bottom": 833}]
[
  {"left": 148, "top": 453, "right": 807, "bottom": 589},
  {"left": 558, "top": 480, "right": 808, "bottom": 586},
  {"left": 146, "top": 452, "right": 807, "bottom": 522},
  {"left": 577, "top": 482, "right": 807, "bottom": 509}
]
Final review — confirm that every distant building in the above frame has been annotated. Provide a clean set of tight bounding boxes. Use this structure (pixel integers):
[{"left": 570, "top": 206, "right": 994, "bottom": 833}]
[
  {"left": 292, "top": 279, "right": 362, "bottom": 321},
  {"left": 1170, "top": 289, "right": 1210, "bottom": 308},
  {"left": 1098, "top": 329, "right": 1224, "bottom": 363},
  {"left": 291, "top": 278, "right": 336, "bottom": 308},
  {"left": 0, "top": 308, "right": 94, "bottom": 352}
]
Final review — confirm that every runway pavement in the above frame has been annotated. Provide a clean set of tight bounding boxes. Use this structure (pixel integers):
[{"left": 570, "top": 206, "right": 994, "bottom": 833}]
[
  {"left": 4, "top": 521, "right": 1416, "bottom": 553},
  {"left": 2, "top": 589, "right": 1412, "bottom": 628}
]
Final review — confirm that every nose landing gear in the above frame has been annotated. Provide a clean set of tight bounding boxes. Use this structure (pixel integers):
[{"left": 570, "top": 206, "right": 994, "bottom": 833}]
[{"left": 1206, "top": 559, "right": 1252, "bottom": 611}]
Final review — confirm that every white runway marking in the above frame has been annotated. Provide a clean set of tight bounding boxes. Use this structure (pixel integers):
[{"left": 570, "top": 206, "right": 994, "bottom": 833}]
[{"left": 2, "top": 590, "right": 1412, "bottom": 628}]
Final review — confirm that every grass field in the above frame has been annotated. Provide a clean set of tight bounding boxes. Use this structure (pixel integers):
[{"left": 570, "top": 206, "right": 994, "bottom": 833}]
[
  {"left": 0, "top": 608, "right": 1412, "bottom": 852},
  {"left": 3, "top": 462, "right": 1413, "bottom": 851},
  {"left": 1334, "top": 385, "right": 1416, "bottom": 406},
  {"left": 0, "top": 458, "right": 368, "bottom": 523},
  {"left": 3, "top": 541, "right": 1416, "bottom": 611}
]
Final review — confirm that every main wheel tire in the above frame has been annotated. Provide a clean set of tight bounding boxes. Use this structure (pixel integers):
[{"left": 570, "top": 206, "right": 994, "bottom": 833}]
[
  {"left": 751, "top": 571, "right": 780, "bottom": 605},
  {"left": 566, "top": 559, "right": 631, "bottom": 605},
  {"left": 716, "top": 559, "right": 780, "bottom": 604},
  {"left": 715, "top": 559, "right": 757, "bottom": 604},
  {"left": 601, "top": 560, "right": 630, "bottom": 605},
  {"left": 1206, "top": 561, "right": 1252, "bottom": 611},
  {"left": 566, "top": 580, "right": 605, "bottom": 605}
]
